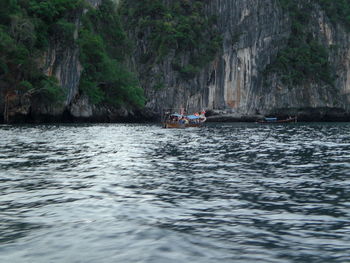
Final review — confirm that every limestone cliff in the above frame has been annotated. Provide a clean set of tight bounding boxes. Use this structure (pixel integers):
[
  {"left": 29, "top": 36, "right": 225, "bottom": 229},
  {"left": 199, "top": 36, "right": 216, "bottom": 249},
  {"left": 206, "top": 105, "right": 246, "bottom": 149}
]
[
  {"left": 129, "top": 0, "right": 350, "bottom": 121},
  {"left": 2, "top": 0, "right": 350, "bottom": 123},
  {"left": 1, "top": 0, "right": 136, "bottom": 123}
]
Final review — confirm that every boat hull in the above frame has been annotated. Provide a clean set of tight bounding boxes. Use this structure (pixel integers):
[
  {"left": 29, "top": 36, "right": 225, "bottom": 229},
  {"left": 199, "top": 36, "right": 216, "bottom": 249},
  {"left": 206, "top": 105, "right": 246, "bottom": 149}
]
[
  {"left": 258, "top": 117, "right": 297, "bottom": 124},
  {"left": 163, "top": 122, "right": 202, "bottom": 128}
]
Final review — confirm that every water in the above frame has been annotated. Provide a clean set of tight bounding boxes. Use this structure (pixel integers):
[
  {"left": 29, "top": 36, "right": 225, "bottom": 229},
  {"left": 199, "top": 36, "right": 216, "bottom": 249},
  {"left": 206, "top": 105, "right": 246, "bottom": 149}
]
[{"left": 1, "top": 122, "right": 350, "bottom": 263}]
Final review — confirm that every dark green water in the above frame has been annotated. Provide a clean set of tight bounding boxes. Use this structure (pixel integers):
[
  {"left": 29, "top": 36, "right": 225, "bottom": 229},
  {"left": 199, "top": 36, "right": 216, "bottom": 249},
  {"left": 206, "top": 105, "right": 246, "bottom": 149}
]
[{"left": 1, "top": 123, "right": 349, "bottom": 263}]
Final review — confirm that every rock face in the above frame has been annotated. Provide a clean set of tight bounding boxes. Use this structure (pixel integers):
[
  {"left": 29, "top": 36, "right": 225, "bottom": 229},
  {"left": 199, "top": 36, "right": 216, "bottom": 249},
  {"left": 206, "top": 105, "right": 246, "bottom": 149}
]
[
  {"left": 2, "top": 0, "right": 350, "bottom": 123},
  {"left": 258, "top": 3, "right": 350, "bottom": 121},
  {"left": 38, "top": 17, "right": 83, "bottom": 117},
  {"left": 132, "top": 0, "right": 350, "bottom": 121}
]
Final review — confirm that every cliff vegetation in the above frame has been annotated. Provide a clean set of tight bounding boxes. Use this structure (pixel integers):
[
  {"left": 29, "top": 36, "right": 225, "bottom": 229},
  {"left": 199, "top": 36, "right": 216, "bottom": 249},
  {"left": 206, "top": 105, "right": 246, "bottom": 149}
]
[
  {"left": 0, "top": 0, "right": 83, "bottom": 103},
  {"left": 78, "top": 0, "right": 145, "bottom": 108},
  {"left": 120, "top": 0, "right": 222, "bottom": 80},
  {"left": 265, "top": 1, "right": 350, "bottom": 86},
  {"left": 0, "top": 0, "right": 145, "bottom": 117},
  {"left": 1, "top": 0, "right": 350, "bottom": 123}
]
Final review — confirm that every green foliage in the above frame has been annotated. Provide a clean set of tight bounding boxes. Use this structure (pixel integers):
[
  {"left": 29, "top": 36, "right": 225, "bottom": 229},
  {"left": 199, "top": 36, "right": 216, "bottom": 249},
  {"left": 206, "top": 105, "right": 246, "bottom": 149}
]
[
  {"left": 153, "top": 74, "right": 165, "bottom": 90},
  {"left": 50, "top": 19, "right": 76, "bottom": 44},
  {"left": 0, "top": 24, "right": 42, "bottom": 89},
  {"left": 121, "top": 0, "right": 222, "bottom": 80},
  {"left": 0, "top": 0, "right": 84, "bottom": 105},
  {"left": 78, "top": 0, "right": 145, "bottom": 108},
  {"left": 28, "top": 0, "right": 83, "bottom": 24},
  {"left": 0, "top": 0, "right": 19, "bottom": 25},
  {"left": 267, "top": 1, "right": 335, "bottom": 86},
  {"left": 0, "top": 0, "right": 142, "bottom": 109},
  {"left": 0, "top": 27, "right": 14, "bottom": 76},
  {"left": 270, "top": 40, "right": 334, "bottom": 85},
  {"left": 19, "top": 80, "right": 34, "bottom": 90},
  {"left": 26, "top": 0, "right": 84, "bottom": 48},
  {"left": 38, "top": 76, "right": 65, "bottom": 102},
  {"left": 2, "top": 0, "right": 349, "bottom": 110},
  {"left": 317, "top": 0, "right": 350, "bottom": 30},
  {"left": 179, "top": 64, "right": 200, "bottom": 80},
  {"left": 79, "top": 79, "right": 105, "bottom": 105},
  {"left": 153, "top": 82, "right": 165, "bottom": 90}
]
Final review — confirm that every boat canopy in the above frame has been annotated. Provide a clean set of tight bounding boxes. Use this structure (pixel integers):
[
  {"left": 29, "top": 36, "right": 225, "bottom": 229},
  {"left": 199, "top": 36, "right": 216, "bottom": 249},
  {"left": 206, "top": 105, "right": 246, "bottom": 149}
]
[
  {"left": 265, "top": 117, "right": 277, "bottom": 121},
  {"left": 186, "top": 115, "right": 200, "bottom": 119},
  {"left": 170, "top": 113, "right": 183, "bottom": 117}
]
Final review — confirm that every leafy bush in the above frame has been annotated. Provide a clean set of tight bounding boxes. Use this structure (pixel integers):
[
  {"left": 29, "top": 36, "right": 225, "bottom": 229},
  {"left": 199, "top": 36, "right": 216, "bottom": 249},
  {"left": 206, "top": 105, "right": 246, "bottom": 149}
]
[
  {"left": 28, "top": 0, "right": 83, "bottom": 24},
  {"left": 80, "top": 79, "right": 105, "bottom": 105},
  {"left": 121, "top": 0, "right": 222, "bottom": 79},
  {"left": 0, "top": 0, "right": 143, "bottom": 109},
  {"left": 78, "top": 0, "right": 145, "bottom": 108},
  {"left": 267, "top": 1, "right": 335, "bottom": 86},
  {"left": 0, "top": 0, "right": 83, "bottom": 105},
  {"left": 50, "top": 19, "right": 76, "bottom": 44},
  {"left": 19, "top": 81, "right": 34, "bottom": 91},
  {"left": 39, "top": 76, "right": 65, "bottom": 102},
  {"left": 317, "top": 0, "right": 350, "bottom": 30}
]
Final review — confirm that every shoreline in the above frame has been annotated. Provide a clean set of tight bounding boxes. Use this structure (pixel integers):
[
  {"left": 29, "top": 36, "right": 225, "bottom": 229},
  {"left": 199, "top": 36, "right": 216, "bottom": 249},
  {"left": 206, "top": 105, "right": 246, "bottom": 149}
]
[
  {"left": 2, "top": 107, "right": 350, "bottom": 124},
  {"left": 2, "top": 117, "right": 350, "bottom": 125}
]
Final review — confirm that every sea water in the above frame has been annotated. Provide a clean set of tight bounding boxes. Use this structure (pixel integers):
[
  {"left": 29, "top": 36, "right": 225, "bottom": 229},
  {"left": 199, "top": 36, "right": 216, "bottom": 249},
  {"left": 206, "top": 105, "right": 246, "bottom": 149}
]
[{"left": 1, "top": 123, "right": 349, "bottom": 262}]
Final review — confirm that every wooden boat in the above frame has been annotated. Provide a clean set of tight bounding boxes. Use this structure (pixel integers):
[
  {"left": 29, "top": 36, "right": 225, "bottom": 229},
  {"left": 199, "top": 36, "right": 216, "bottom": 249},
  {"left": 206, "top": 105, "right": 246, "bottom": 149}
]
[
  {"left": 258, "top": 116, "right": 297, "bottom": 124},
  {"left": 162, "top": 110, "right": 206, "bottom": 128},
  {"left": 163, "top": 122, "right": 186, "bottom": 129}
]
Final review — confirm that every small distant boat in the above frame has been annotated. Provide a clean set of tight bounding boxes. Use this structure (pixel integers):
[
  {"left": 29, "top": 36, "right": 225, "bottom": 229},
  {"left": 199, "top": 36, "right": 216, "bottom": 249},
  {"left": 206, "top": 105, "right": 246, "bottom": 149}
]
[
  {"left": 162, "top": 110, "right": 206, "bottom": 128},
  {"left": 258, "top": 116, "right": 297, "bottom": 124}
]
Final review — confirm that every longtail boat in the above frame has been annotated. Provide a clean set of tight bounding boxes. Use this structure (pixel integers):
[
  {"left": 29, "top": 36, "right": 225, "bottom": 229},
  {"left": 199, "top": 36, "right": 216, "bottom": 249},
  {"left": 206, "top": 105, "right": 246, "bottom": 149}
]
[
  {"left": 258, "top": 116, "right": 297, "bottom": 124},
  {"left": 162, "top": 110, "right": 206, "bottom": 128}
]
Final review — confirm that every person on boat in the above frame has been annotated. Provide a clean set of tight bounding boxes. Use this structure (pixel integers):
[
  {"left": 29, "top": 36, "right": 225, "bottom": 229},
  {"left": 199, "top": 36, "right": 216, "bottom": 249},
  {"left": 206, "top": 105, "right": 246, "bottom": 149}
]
[
  {"left": 185, "top": 117, "right": 189, "bottom": 125},
  {"left": 199, "top": 110, "right": 207, "bottom": 123},
  {"left": 179, "top": 117, "right": 185, "bottom": 125}
]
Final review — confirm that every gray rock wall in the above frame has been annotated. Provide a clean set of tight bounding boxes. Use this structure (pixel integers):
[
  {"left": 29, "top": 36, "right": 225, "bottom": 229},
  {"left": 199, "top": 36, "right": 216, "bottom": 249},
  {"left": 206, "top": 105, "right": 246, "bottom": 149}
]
[
  {"left": 3, "top": 0, "right": 350, "bottom": 122},
  {"left": 41, "top": 18, "right": 83, "bottom": 108},
  {"left": 258, "top": 4, "right": 350, "bottom": 117},
  {"left": 132, "top": 0, "right": 350, "bottom": 120}
]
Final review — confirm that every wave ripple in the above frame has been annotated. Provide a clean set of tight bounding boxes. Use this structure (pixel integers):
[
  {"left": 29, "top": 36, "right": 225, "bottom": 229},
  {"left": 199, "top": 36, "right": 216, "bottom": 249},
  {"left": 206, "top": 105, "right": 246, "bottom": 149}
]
[{"left": 1, "top": 123, "right": 350, "bottom": 263}]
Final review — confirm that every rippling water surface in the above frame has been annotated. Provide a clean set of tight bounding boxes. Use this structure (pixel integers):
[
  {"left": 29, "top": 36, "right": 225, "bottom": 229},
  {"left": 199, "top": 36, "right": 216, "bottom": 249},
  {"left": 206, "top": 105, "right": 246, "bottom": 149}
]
[{"left": 1, "top": 123, "right": 350, "bottom": 263}]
